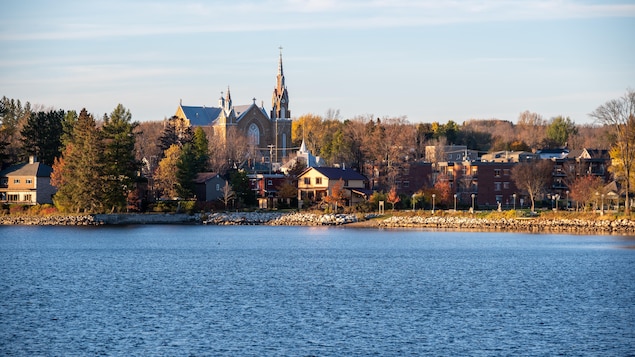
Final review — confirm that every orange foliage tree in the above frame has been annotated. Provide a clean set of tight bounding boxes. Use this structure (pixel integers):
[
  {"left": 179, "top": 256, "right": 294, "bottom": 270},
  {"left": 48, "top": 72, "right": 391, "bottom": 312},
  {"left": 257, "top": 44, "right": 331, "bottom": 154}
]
[{"left": 386, "top": 186, "right": 401, "bottom": 211}]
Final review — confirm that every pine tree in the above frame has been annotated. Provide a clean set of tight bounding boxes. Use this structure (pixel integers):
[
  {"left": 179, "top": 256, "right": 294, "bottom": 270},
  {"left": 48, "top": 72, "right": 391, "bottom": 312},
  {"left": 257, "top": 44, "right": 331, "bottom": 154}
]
[
  {"left": 175, "top": 143, "right": 198, "bottom": 199},
  {"left": 20, "top": 109, "right": 64, "bottom": 166},
  {"left": 102, "top": 104, "right": 140, "bottom": 212},
  {"left": 52, "top": 108, "right": 106, "bottom": 213},
  {"left": 192, "top": 127, "right": 210, "bottom": 172}
]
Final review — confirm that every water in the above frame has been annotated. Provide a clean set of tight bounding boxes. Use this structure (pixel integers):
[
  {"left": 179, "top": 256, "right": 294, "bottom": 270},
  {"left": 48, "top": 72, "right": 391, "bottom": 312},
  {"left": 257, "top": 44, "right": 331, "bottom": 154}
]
[{"left": 1, "top": 225, "right": 634, "bottom": 356}]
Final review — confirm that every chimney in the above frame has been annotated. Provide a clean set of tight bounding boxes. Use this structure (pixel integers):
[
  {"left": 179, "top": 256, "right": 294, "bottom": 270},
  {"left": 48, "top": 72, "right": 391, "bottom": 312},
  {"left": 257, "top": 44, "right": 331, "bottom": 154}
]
[{"left": 29, "top": 156, "right": 37, "bottom": 164}]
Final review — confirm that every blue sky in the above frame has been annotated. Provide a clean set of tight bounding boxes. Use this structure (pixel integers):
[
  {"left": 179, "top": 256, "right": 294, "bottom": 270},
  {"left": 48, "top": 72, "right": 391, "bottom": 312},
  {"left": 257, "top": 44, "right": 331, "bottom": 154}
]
[{"left": 1, "top": 1, "right": 634, "bottom": 124}]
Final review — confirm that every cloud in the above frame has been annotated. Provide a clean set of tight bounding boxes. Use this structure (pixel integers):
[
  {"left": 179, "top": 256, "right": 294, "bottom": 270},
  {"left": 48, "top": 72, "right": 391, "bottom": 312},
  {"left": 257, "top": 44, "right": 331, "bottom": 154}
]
[{"left": 1, "top": 0, "right": 633, "bottom": 41}]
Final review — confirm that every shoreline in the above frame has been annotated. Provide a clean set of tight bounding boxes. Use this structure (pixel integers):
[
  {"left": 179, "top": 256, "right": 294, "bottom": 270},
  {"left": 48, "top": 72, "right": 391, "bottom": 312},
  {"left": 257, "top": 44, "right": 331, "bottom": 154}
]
[{"left": 1, "top": 212, "right": 635, "bottom": 235}]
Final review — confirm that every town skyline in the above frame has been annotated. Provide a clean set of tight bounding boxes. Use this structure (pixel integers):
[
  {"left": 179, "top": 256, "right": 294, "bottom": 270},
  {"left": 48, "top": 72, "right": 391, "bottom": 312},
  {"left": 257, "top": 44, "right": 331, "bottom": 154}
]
[{"left": 2, "top": 1, "right": 634, "bottom": 124}]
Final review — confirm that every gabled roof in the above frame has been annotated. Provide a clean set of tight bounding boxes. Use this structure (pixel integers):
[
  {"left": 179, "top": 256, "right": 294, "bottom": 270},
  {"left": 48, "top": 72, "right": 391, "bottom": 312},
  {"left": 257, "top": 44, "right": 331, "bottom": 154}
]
[
  {"left": 180, "top": 105, "right": 222, "bottom": 126},
  {"left": 0, "top": 161, "right": 53, "bottom": 177},
  {"left": 302, "top": 167, "right": 368, "bottom": 181},
  {"left": 194, "top": 172, "right": 222, "bottom": 184}
]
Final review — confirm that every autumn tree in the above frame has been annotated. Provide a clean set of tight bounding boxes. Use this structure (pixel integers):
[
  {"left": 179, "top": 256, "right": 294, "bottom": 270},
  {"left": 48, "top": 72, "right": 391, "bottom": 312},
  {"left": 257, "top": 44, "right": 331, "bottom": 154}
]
[
  {"left": 516, "top": 110, "right": 546, "bottom": 150},
  {"left": 386, "top": 186, "right": 401, "bottom": 211},
  {"left": 511, "top": 160, "right": 553, "bottom": 212},
  {"left": 433, "top": 174, "right": 452, "bottom": 208},
  {"left": 276, "top": 178, "right": 298, "bottom": 208},
  {"left": 590, "top": 89, "right": 635, "bottom": 215},
  {"left": 568, "top": 175, "right": 605, "bottom": 211},
  {"left": 52, "top": 108, "right": 106, "bottom": 213},
  {"left": 101, "top": 104, "right": 140, "bottom": 212},
  {"left": 324, "top": 178, "right": 345, "bottom": 212},
  {"left": 154, "top": 144, "right": 181, "bottom": 199}
]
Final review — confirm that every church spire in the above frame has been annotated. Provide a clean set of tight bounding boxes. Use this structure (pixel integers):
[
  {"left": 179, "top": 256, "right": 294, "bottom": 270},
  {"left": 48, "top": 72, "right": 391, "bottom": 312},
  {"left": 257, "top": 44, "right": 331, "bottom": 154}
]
[{"left": 271, "top": 47, "right": 290, "bottom": 120}]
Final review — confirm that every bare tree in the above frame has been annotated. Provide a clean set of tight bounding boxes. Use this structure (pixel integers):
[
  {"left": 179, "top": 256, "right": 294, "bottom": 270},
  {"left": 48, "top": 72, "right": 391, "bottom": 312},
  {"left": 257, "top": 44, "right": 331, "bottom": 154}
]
[
  {"left": 219, "top": 181, "right": 235, "bottom": 210},
  {"left": 590, "top": 89, "right": 635, "bottom": 215},
  {"left": 511, "top": 160, "right": 553, "bottom": 212}
]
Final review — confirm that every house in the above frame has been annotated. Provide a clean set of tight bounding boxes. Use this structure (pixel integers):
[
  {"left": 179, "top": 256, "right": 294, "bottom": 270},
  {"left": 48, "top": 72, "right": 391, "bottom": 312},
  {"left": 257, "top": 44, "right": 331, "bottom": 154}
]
[
  {"left": 425, "top": 145, "right": 478, "bottom": 163},
  {"left": 194, "top": 172, "right": 227, "bottom": 202},
  {"left": 248, "top": 173, "right": 288, "bottom": 209},
  {"left": 297, "top": 167, "right": 369, "bottom": 208},
  {"left": 0, "top": 156, "right": 56, "bottom": 205}
]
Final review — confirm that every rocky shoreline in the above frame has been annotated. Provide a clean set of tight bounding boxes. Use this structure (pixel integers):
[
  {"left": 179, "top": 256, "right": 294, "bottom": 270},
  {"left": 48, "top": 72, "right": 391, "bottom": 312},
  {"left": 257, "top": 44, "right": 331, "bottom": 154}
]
[{"left": 2, "top": 212, "right": 635, "bottom": 234}]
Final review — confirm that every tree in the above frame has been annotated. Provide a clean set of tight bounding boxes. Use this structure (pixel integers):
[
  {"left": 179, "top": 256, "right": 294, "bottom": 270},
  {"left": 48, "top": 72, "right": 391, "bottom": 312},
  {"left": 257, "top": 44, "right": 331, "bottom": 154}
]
[
  {"left": 175, "top": 143, "right": 198, "bottom": 199},
  {"left": 276, "top": 179, "right": 298, "bottom": 207},
  {"left": 511, "top": 160, "right": 553, "bottom": 212},
  {"left": 219, "top": 181, "right": 235, "bottom": 209},
  {"left": 516, "top": 110, "right": 546, "bottom": 150},
  {"left": 386, "top": 186, "right": 401, "bottom": 211},
  {"left": 159, "top": 116, "right": 192, "bottom": 153},
  {"left": 192, "top": 127, "right": 210, "bottom": 172},
  {"left": 101, "top": 104, "right": 140, "bottom": 212},
  {"left": 52, "top": 108, "right": 106, "bottom": 213},
  {"left": 590, "top": 89, "right": 635, "bottom": 215},
  {"left": 569, "top": 175, "right": 605, "bottom": 211},
  {"left": 546, "top": 116, "right": 577, "bottom": 147},
  {"left": 229, "top": 170, "right": 256, "bottom": 207},
  {"left": 20, "top": 109, "right": 64, "bottom": 166},
  {"left": 154, "top": 144, "right": 181, "bottom": 199},
  {"left": 324, "top": 178, "right": 345, "bottom": 211}
]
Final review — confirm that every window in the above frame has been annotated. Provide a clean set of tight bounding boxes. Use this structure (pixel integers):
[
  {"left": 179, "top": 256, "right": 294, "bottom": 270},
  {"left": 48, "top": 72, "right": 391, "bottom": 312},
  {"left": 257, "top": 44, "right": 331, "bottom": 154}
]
[
  {"left": 304, "top": 177, "right": 311, "bottom": 185},
  {"left": 494, "top": 182, "right": 502, "bottom": 191},
  {"left": 315, "top": 177, "right": 322, "bottom": 185},
  {"left": 503, "top": 169, "right": 510, "bottom": 176},
  {"left": 248, "top": 123, "right": 260, "bottom": 145},
  {"left": 24, "top": 194, "right": 32, "bottom": 202},
  {"left": 26, "top": 179, "right": 32, "bottom": 184},
  {"left": 216, "top": 183, "right": 220, "bottom": 191},
  {"left": 267, "top": 180, "right": 273, "bottom": 186},
  {"left": 496, "top": 195, "right": 503, "bottom": 203},
  {"left": 8, "top": 194, "right": 19, "bottom": 201},
  {"left": 403, "top": 181, "right": 410, "bottom": 188},
  {"left": 13, "top": 179, "right": 20, "bottom": 184},
  {"left": 471, "top": 167, "right": 478, "bottom": 175},
  {"left": 503, "top": 182, "right": 510, "bottom": 189},
  {"left": 0, "top": 178, "right": 7, "bottom": 186},
  {"left": 494, "top": 169, "right": 501, "bottom": 177}
]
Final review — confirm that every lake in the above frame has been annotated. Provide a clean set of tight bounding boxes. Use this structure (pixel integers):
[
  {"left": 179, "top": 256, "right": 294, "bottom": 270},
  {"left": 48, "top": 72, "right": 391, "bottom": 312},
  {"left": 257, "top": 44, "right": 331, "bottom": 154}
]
[{"left": 1, "top": 225, "right": 633, "bottom": 356}]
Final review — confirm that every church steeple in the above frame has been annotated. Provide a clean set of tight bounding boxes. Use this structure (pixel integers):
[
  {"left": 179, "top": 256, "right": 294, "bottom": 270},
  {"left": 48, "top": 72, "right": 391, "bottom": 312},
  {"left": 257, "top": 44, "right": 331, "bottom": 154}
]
[{"left": 271, "top": 47, "right": 290, "bottom": 120}]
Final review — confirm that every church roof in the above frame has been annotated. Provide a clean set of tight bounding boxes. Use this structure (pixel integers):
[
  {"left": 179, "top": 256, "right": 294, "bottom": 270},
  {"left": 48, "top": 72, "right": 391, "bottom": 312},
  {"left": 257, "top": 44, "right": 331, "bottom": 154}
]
[{"left": 180, "top": 105, "right": 222, "bottom": 126}]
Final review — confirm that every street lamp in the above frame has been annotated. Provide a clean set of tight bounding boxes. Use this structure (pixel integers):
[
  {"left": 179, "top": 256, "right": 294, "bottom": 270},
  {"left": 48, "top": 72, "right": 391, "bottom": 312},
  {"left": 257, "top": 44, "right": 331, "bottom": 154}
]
[
  {"left": 432, "top": 194, "right": 436, "bottom": 214},
  {"left": 412, "top": 193, "right": 416, "bottom": 212},
  {"left": 566, "top": 190, "right": 570, "bottom": 211},
  {"left": 453, "top": 193, "right": 457, "bottom": 212},
  {"left": 512, "top": 193, "right": 516, "bottom": 210},
  {"left": 555, "top": 194, "right": 560, "bottom": 210},
  {"left": 471, "top": 193, "right": 476, "bottom": 213}
]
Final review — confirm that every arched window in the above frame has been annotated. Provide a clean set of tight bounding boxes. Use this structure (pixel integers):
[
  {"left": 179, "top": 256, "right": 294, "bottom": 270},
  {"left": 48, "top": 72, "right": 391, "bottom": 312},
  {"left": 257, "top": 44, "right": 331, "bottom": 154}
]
[
  {"left": 248, "top": 123, "right": 260, "bottom": 146},
  {"left": 282, "top": 133, "right": 287, "bottom": 157}
]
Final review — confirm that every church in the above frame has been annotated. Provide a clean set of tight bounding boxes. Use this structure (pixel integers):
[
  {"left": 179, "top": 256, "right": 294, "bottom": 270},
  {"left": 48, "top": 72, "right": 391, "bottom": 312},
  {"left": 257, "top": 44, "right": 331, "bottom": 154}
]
[{"left": 174, "top": 50, "right": 292, "bottom": 163}]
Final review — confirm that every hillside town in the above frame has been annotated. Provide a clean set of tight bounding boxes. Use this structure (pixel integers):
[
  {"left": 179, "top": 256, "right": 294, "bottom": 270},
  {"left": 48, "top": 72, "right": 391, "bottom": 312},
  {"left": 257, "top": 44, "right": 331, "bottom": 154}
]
[{"left": 1, "top": 54, "right": 634, "bottom": 217}]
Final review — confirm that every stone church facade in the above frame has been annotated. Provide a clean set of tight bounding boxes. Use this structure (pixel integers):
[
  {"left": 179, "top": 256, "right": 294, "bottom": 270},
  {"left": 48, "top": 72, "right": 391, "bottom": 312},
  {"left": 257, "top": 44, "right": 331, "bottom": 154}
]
[{"left": 174, "top": 51, "right": 292, "bottom": 163}]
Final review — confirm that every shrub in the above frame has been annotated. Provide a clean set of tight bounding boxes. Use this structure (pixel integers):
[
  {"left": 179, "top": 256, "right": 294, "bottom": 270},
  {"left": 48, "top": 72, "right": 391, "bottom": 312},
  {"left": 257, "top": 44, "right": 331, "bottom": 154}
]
[{"left": 9, "top": 204, "right": 29, "bottom": 215}]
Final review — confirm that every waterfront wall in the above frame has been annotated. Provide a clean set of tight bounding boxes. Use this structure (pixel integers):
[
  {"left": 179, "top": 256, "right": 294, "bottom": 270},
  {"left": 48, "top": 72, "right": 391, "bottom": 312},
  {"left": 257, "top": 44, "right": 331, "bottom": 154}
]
[
  {"left": 2, "top": 211, "right": 635, "bottom": 234},
  {"left": 378, "top": 215, "right": 635, "bottom": 234}
]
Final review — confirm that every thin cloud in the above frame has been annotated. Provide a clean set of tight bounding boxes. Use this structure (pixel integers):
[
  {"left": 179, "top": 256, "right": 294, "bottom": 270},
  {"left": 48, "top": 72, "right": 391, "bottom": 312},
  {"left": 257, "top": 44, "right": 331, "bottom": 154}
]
[{"left": 1, "top": 0, "right": 633, "bottom": 41}]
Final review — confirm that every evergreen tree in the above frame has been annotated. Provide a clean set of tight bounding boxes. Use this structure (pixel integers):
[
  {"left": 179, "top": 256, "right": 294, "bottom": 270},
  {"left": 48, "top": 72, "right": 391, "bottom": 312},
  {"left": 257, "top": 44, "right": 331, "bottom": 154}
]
[
  {"left": 52, "top": 108, "right": 106, "bottom": 213},
  {"left": 20, "top": 109, "right": 64, "bottom": 166},
  {"left": 229, "top": 170, "right": 256, "bottom": 207},
  {"left": 192, "top": 127, "right": 210, "bottom": 172},
  {"left": 60, "top": 110, "right": 78, "bottom": 149},
  {"left": 158, "top": 116, "right": 192, "bottom": 154},
  {"left": 175, "top": 143, "right": 198, "bottom": 199},
  {"left": 101, "top": 104, "right": 140, "bottom": 212}
]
